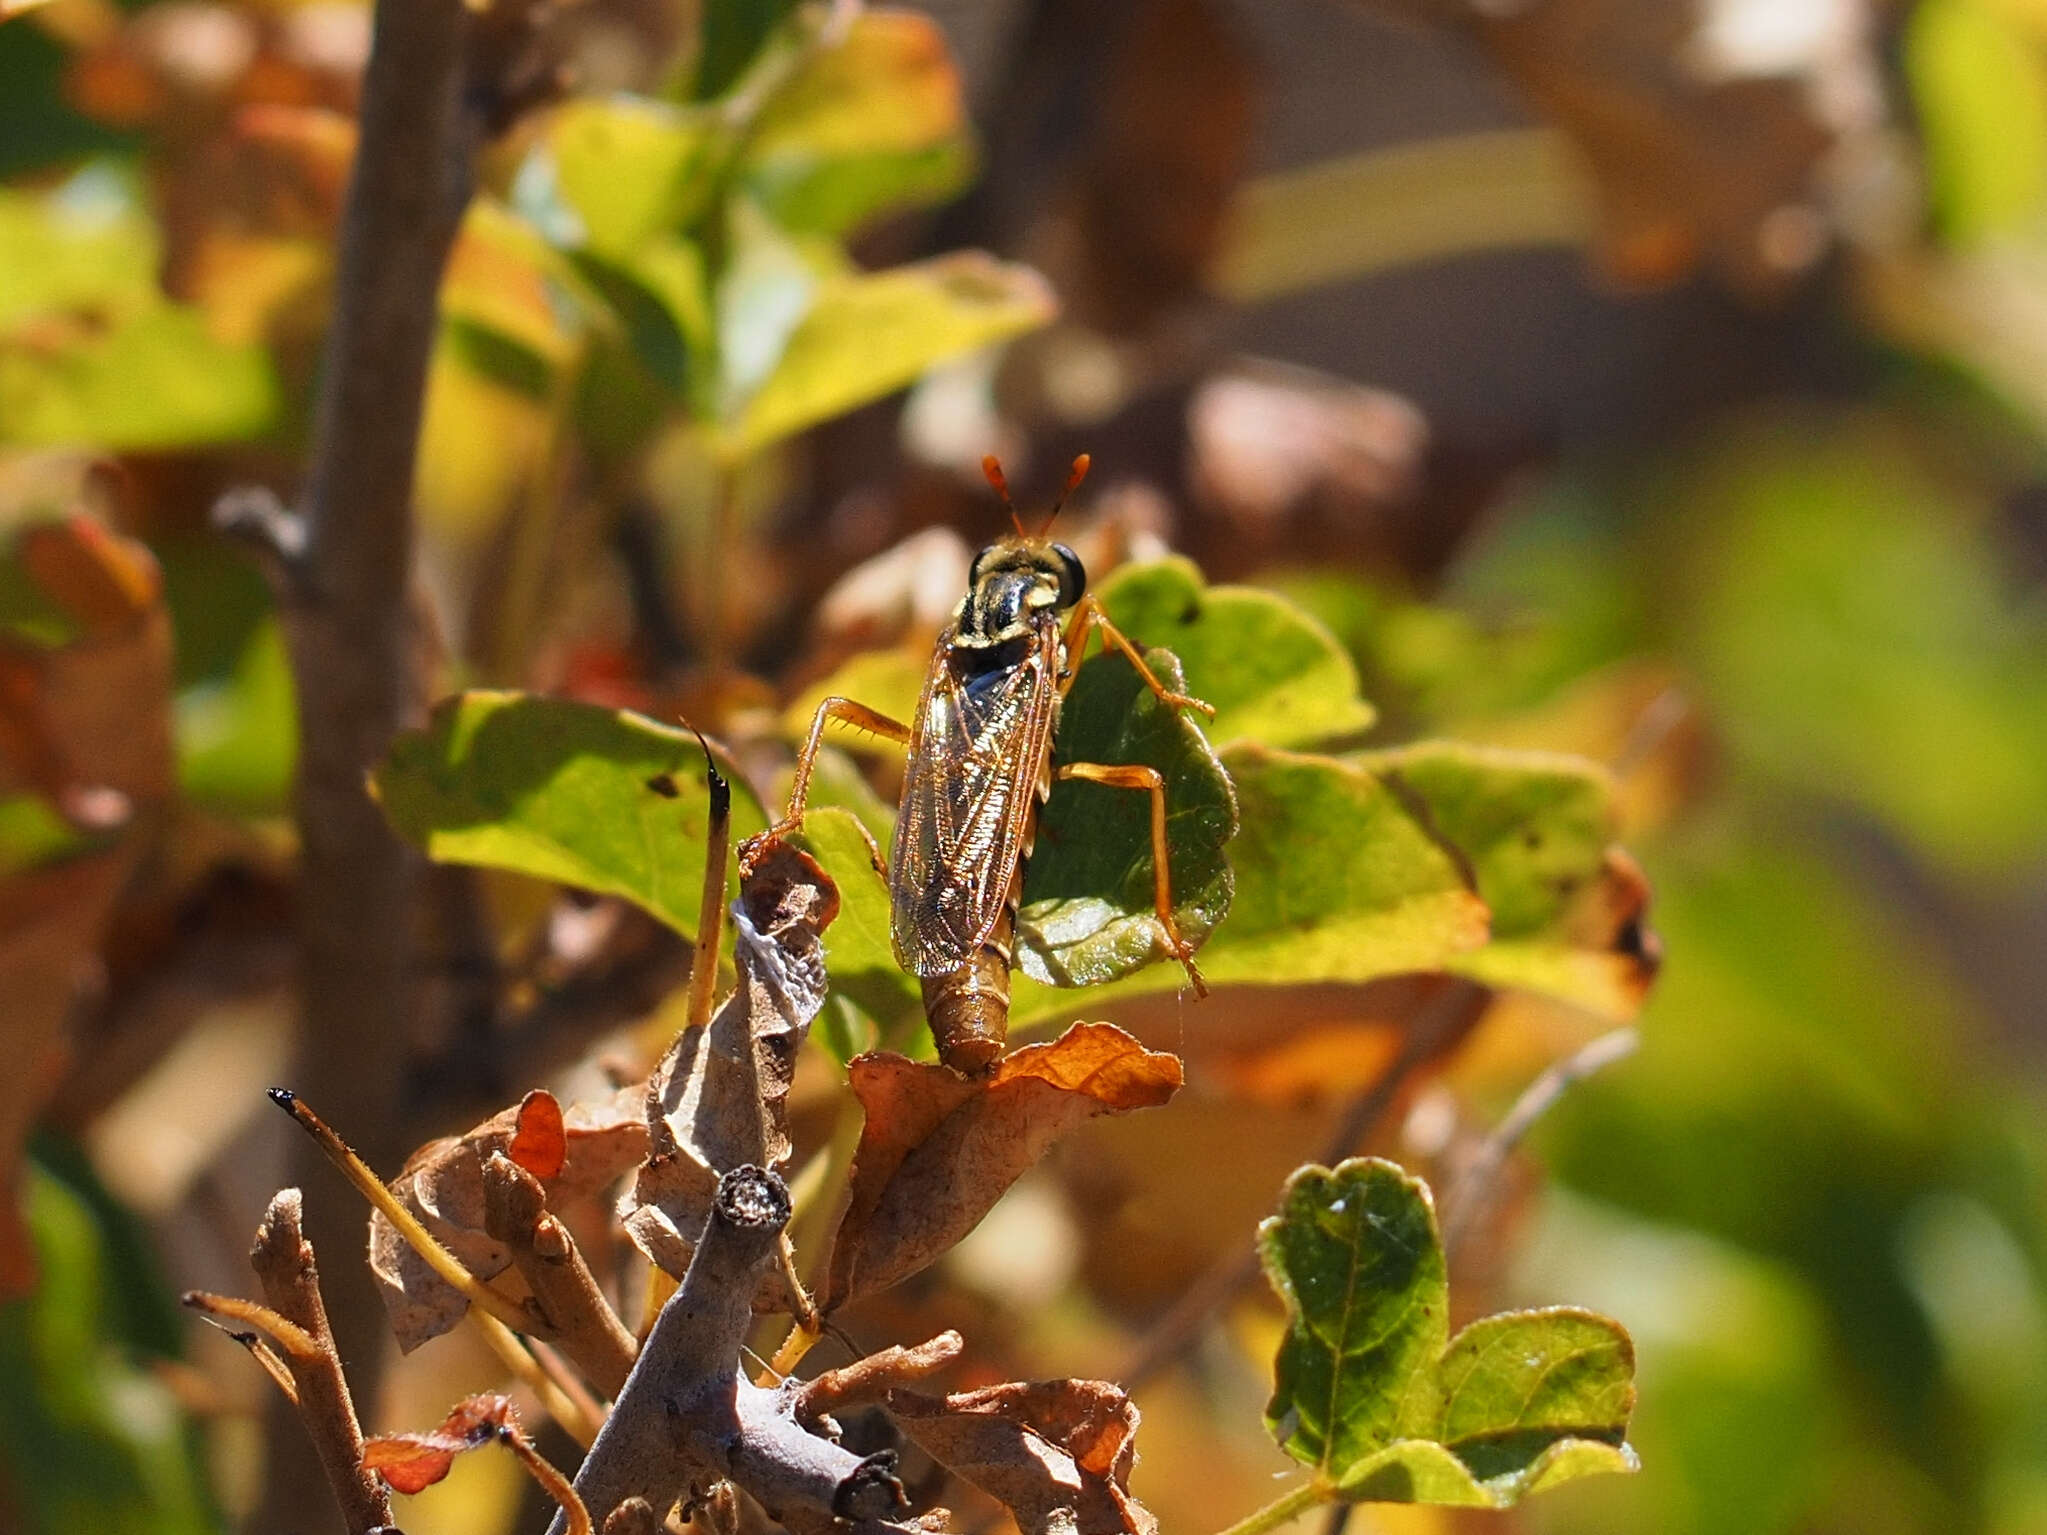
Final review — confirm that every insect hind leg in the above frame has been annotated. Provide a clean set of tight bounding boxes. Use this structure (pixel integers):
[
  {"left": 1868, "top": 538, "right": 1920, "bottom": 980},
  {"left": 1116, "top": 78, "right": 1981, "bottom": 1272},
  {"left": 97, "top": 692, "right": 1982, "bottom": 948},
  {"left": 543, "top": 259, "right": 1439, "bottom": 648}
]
[
  {"left": 742, "top": 696, "right": 908, "bottom": 876},
  {"left": 1055, "top": 760, "right": 1208, "bottom": 997}
]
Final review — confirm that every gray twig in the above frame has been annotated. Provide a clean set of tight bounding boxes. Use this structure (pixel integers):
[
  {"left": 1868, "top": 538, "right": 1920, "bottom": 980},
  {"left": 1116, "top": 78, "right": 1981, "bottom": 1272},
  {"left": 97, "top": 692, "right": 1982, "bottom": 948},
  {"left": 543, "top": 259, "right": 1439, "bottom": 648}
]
[
  {"left": 1441, "top": 1026, "right": 1640, "bottom": 1259},
  {"left": 247, "top": 1189, "right": 392, "bottom": 1535},
  {"left": 558, "top": 1167, "right": 924, "bottom": 1535}
]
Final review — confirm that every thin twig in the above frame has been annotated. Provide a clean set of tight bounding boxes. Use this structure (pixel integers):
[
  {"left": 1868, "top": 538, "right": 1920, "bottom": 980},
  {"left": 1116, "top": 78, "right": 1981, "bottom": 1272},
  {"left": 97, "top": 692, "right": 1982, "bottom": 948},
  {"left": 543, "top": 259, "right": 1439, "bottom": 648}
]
[
  {"left": 181, "top": 1289, "right": 322, "bottom": 1360},
  {"left": 247, "top": 1189, "right": 393, "bottom": 1535},
  {"left": 470, "top": 1311, "right": 603, "bottom": 1448},
  {"left": 1120, "top": 981, "right": 1486, "bottom": 1388},
  {"left": 483, "top": 1151, "right": 639, "bottom": 1398},
  {"left": 1441, "top": 1026, "right": 1641, "bottom": 1260},
  {"left": 501, "top": 1419, "right": 596, "bottom": 1535}
]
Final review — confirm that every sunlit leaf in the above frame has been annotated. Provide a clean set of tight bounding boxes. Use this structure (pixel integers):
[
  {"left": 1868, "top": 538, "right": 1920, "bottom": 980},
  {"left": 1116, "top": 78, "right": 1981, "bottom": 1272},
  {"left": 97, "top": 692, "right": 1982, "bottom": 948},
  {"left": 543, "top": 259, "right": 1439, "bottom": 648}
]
[
  {"left": 0, "top": 305, "right": 276, "bottom": 448},
  {"left": 1097, "top": 557, "right": 1376, "bottom": 749},
  {"left": 789, "top": 804, "right": 922, "bottom": 1037},
  {"left": 0, "top": 171, "right": 156, "bottom": 328},
  {"left": 1353, "top": 741, "right": 1657, "bottom": 1018},
  {"left": 715, "top": 193, "right": 829, "bottom": 419},
  {"left": 1262, "top": 1157, "right": 1637, "bottom": 1507},
  {"left": 373, "top": 691, "right": 766, "bottom": 939},
  {"left": 720, "top": 249, "right": 1054, "bottom": 458},
  {"left": 536, "top": 96, "right": 719, "bottom": 259},
  {"left": 1906, "top": 0, "right": 2047, "bottom": 243},
  {"left": 742, "top": 7, "right": 974, "bottom": 236},
  {"left": 1016, "top": 647, "right": 1237, "bottom": 987}
]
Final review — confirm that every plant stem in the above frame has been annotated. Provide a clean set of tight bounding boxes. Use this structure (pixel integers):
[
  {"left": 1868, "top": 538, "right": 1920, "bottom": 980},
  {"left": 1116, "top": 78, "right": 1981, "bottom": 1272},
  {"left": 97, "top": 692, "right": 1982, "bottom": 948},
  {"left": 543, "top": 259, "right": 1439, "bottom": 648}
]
[
  {"left": 1213, "top": 1480, "right": 1328, "bottom": 1535},
  {"left": 252, "top": 0, "right": 475, "bottom": 1518}
]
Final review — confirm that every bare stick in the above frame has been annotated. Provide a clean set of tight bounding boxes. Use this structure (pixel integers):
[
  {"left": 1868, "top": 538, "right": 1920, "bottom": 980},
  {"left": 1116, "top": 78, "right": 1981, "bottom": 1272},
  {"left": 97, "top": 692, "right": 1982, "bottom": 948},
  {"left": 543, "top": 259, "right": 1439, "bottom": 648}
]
[
  {"left": 184, "top": 1306, "right": 302, "bottom": 1404},
  {"left": 483, "top": 1151, "right": 638, "bottom": 1398},
  {"left": 1441, "top": 1026, "right": 1640, "bottom": 1259},
  {"left": 248, "top": 1189, "right": 393, "bottom": 1535},
  {"left": 562, "top": 1167, "right": 795, "bottom": 1528},
  {"left": 181, "top": 1289, "right": 322, "bottom": 1360},
  {"left": 500, "top": 1418, "right": 595, "bottom": 1535},
  {"left": 793, "top": 1332, "right": 963, "bottom": 1429}
]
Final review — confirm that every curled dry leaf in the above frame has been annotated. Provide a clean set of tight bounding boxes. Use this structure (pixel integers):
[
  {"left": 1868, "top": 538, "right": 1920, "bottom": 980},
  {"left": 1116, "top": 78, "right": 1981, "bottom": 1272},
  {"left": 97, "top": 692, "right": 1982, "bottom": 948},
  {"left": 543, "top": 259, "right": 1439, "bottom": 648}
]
[
  {"left": 822, "top": 1022, "right": 1182, "bottom": 1311},
  {"left": 886, "top": 1378, "right": 1155, "bottom": 1535},
  {"left": 621, "top": 837, "right": 836, "bottom": 1292},
  {"left": 0, "top": 511, "right": 173, "bottom": 1296},
  {"left": 363, "top": 1393, "right": 515, "bottom": 1494},
  {"left": 369, "top": 1088, "right": 647, "bottom": 1350}
]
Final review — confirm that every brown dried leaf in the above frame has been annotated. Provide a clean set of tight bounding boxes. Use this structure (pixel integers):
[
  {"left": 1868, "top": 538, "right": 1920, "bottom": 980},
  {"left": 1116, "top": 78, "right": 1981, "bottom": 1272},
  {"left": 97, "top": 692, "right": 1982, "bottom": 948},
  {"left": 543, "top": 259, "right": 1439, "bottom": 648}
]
[
  {"left": 369, "top": 1088, "right": 646, "bottom": 1350},
  {"left": 0, "top": 851, "right": 137, "bottom": 1296},
  {"left": 0, "top": 510, "right": 172, "bottom": 1297},
  {"left": 822, "top": 1022, "right": 1182, "bottom": 1312},
  {"left": 363, "top": 1393, "right": 514, "bottom": 1495},
  {"left": 0, "top": 512, "right": 174, "bottom": 822},
  {"left": 887, "top": 1379, "right": 1155, "bottom": 1535},
  {"left": 621, "top": 839, "right": 836, "bottom": 1291}
]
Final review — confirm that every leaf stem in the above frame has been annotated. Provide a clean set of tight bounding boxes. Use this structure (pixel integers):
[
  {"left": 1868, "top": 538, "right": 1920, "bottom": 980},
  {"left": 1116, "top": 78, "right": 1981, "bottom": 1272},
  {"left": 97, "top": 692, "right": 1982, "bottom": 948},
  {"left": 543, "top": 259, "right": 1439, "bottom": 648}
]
[{"left": 1213, "top": 1480, "right": 1328, "bottom": 1535}]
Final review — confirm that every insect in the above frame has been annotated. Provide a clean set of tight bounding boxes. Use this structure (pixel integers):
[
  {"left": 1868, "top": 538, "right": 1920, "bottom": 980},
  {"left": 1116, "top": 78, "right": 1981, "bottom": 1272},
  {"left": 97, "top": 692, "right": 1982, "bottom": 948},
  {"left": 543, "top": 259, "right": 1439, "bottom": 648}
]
[{"left": 743, "top": 454, "right": 1215, "bottom": 1074}]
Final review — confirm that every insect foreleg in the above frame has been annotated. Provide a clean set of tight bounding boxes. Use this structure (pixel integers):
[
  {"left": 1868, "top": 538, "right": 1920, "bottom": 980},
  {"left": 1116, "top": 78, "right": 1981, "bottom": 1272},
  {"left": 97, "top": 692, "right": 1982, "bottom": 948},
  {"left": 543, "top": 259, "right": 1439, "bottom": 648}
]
[
  {"left": 1061, "top": 595, "right": 1216, "bottom": 718},
  {"left": 745, "top": 696, "right": 909, "bottom": 874},
  {"left": 1056, "top": 760, "right": 1208, "bottom": 997}
]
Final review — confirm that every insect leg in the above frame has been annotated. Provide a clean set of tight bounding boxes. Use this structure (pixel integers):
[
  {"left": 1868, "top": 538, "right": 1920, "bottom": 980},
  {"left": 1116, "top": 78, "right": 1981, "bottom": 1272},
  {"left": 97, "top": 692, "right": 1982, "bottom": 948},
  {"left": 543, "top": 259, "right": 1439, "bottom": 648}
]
[
  {"left": 1062, "top": 595, "right": 1216, "bottom": 717},
  {"left": 1056, "top": 760, "right": 1208, "bottom": 997},
  {"left": 744, "top": 697, "right": 909, "bottom": 874}
]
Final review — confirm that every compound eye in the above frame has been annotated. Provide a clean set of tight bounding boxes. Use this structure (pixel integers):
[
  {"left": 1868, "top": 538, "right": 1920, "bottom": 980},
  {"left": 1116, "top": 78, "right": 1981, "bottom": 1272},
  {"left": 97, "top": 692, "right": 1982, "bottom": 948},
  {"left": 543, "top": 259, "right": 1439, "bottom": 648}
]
[
  {"left": 966, "top": 545, "right": 994, "bottom": 591},
  {"left": 1051, "top": 543, "right": 1086, "bottom": 607}
]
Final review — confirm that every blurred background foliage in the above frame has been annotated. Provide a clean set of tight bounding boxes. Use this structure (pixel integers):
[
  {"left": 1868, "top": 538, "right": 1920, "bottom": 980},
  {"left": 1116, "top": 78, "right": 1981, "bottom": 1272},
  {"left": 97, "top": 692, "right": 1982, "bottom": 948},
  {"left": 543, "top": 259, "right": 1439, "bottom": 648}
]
[{"left": 1, "top": 0, "right": 2046, "bottom": 1533}]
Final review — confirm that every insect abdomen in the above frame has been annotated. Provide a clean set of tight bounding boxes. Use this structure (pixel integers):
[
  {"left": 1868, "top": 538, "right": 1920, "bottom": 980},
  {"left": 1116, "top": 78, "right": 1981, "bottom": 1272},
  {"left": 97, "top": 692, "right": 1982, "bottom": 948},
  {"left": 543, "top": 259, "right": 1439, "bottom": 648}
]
[{"left": 922, "top": 904, "right": 1013, "bottom": 1074}]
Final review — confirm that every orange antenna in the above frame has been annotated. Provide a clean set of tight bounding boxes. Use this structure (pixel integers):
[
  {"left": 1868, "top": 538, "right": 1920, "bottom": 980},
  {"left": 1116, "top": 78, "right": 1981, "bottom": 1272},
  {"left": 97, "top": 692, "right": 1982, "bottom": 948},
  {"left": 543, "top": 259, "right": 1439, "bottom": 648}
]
[
  {"left": 1040, "top": 452, "right": 1090, "bottom": 535},
  {"left": 983, "top": 455, "right": 1027, "bottom": 538}
]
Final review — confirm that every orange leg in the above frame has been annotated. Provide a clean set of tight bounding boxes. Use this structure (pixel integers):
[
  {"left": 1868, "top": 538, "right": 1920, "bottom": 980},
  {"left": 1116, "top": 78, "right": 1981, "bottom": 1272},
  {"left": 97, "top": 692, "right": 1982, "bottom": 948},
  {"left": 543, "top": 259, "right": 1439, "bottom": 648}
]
[
  {"left": 1061, "top": 594, "right": 1216, "bottom": 718},
  {"left": 1057, "top": 760, "right": 1208, "bottom": 997},
  {"left": 742, "top": 696, "right": 908, "bottom": 874}
]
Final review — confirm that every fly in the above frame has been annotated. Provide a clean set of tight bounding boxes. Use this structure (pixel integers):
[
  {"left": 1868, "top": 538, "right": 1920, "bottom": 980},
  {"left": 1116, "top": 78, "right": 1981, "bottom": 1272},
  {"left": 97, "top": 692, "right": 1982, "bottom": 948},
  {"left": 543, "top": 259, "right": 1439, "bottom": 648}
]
[{"left": 742, "top": 454, "right": 1215, "bottom": 1073}]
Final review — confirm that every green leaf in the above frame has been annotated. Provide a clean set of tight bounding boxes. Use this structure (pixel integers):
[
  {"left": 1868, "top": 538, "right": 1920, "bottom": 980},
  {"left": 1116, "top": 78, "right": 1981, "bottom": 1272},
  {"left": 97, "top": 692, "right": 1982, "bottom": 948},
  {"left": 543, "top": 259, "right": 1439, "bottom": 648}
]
[
  {"left": 1906, "top": 0, "right": 2047, "bottom": 243},
  {"left": 715, "top": 194, "right": 830, "bottom": 419},
  {"left": 741, "top": 8, "right": 975, "bottom": 235},
  {"left": 787, "top": 804, "right": 922, "bottom": 1038},
  {"left": 0, "top": 1164, "right": 216, "bottom": 1535},
  {"left": 1097, "top": 557, "right": 1376, "bottom": 748},
  {"left": 1262, "top": 1157, "right": 1638, "bottom": 1508},
  {"left": 720, "top": 249, "right": 1054, "bottom": 458},
  {"left": 0, "top": 305, "right": 277, "bottom": 448},
  {"left": 536, "top": 97, "right": 719, "bottom": 258},
  {"left": 1016, "top": 647, "right": 1238, "bottom": 986},
  {"left": 689, "top": 0, "right": 798, "bottom": 102},
  {"left": 1353, "top": 741, "right": 1655, "bottom": 1019},
  {"left": 373, "top": 691, "right": 765, "bottom": 937},
  {"left": 175, "top": 616, "right": 297, "bottom": 815},
  {"left": 0, "top": 169, "right": 157, "bottom": 329}
]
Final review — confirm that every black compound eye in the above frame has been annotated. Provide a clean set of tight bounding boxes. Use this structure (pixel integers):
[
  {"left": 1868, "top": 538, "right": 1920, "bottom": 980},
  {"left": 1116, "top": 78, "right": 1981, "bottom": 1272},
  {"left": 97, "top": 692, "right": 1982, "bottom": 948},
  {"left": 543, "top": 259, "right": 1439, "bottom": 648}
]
[
  {"left": 1051, "top": 543, "right": 1086, "bottom": 607},
  {"left": 966, "top": 545, "right": 995, "bottom": 590}
]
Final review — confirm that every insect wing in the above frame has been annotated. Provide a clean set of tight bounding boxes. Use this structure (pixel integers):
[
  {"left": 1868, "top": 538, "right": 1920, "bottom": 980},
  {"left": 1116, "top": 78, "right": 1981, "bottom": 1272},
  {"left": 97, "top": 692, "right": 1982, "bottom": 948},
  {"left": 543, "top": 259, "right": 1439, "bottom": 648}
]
[{"left": 888, "top": 628, "right": 1059, "bottom": 975}]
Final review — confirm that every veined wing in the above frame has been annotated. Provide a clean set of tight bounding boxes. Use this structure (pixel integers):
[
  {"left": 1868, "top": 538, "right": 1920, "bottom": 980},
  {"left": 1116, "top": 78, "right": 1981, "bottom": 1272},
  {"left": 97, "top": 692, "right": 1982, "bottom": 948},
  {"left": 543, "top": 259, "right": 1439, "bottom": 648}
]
[{"left": 888, "top": 624, "right": 1060, "bottom": 976}]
